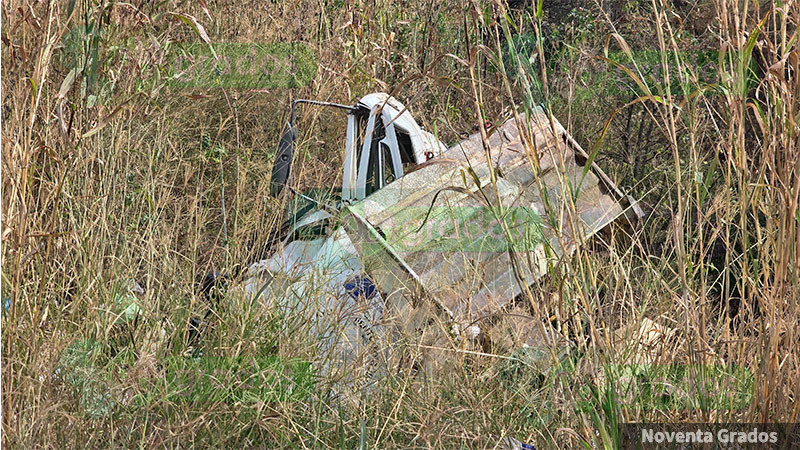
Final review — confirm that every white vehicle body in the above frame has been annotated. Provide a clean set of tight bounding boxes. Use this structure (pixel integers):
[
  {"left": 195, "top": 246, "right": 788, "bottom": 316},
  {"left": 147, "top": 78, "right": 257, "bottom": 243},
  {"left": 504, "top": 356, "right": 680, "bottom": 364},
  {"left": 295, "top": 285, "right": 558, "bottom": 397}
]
[
  {"left": 243, "top": 94, "right": 446, "bottom": 385},
  {"left": 243, "top": 92, "right": 639, "bottom": 391}
]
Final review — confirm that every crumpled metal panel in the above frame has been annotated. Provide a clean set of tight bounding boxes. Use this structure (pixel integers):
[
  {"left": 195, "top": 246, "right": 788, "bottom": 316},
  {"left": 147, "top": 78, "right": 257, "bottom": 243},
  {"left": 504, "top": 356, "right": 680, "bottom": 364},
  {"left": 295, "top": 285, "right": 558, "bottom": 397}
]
[{"left": 343, "top": 111, "right": 631, "bottom": 328}]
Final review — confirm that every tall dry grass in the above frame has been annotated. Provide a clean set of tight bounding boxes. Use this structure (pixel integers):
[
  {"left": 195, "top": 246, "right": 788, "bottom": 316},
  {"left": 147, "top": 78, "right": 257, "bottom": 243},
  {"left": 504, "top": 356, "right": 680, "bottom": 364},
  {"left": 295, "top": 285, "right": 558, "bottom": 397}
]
[{"left": 2, "top": 0, "right": 798, "bottom": 447}]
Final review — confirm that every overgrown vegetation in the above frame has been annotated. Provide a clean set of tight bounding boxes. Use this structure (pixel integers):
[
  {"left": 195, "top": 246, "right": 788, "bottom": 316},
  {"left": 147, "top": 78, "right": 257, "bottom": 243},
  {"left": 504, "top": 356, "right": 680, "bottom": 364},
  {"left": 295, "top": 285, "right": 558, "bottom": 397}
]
[{"left": 2, "top": 0, "right": 798, "bottom": 447}]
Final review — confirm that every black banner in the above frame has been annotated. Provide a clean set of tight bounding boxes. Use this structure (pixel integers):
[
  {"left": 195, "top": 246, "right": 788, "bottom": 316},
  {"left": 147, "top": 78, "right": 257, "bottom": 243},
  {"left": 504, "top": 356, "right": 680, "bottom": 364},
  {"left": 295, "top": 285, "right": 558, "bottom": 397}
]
[{"left": 620, "top": 423, "right": 800, "bottom": 449}]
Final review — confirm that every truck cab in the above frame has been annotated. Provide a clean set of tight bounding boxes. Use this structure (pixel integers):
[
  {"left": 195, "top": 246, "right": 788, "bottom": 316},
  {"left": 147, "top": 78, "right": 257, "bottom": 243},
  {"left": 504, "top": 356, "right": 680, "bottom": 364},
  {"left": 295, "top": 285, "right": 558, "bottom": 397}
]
[
  {"left": 340, "top": 93, "right": 446, "bottom": 201},
  {"left": 267, "top": 93, "right": 446, "bottom": 250}
]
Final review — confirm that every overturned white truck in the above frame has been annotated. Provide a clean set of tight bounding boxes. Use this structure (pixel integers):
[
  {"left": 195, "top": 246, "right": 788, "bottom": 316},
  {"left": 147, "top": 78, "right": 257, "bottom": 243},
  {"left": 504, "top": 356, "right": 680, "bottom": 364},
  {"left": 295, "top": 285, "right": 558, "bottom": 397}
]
[{"left": 246, "top": 93, "right": 640, "bottom": 387}]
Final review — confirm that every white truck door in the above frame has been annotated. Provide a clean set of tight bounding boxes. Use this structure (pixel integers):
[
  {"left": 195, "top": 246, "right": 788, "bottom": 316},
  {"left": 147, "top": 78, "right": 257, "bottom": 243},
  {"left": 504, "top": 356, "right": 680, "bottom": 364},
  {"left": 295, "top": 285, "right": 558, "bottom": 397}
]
[
  {"left": 380, "top": 109, "right": 405, "bottom": 180},
  {"left": 341, "top": 114, "right": 359, "bottom": 202},
  {"left": 354, "top": 106, "right": 404, "bottom": 200},
  {"left": 355, "top": 106, "right": 380, "bottom": 200}
]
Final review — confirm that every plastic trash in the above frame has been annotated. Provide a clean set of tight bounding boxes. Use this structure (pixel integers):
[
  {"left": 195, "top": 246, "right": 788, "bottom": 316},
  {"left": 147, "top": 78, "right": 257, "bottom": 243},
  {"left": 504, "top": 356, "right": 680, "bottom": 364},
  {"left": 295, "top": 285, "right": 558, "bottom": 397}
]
[
  {"left": 498, "top": 436, "right": 536, "bottom": 450},
  {"left": 107, "top": 279, "right": 144, "bottom": 326}
]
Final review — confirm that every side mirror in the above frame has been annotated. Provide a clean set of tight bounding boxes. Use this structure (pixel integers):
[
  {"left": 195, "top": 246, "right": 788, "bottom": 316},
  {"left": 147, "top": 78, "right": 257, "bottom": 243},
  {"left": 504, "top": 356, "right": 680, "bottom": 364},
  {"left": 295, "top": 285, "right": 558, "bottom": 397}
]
[{"left": 269, "top": 122, "right": 297, "bottom": 197}]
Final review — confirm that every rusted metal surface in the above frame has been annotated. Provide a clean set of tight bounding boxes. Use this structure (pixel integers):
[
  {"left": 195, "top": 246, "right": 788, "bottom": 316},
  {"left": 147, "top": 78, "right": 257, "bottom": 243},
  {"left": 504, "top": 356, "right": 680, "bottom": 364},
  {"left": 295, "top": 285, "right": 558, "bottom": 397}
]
[{"left": 343, "top": 111, "right": 635, "bottom": 330}]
